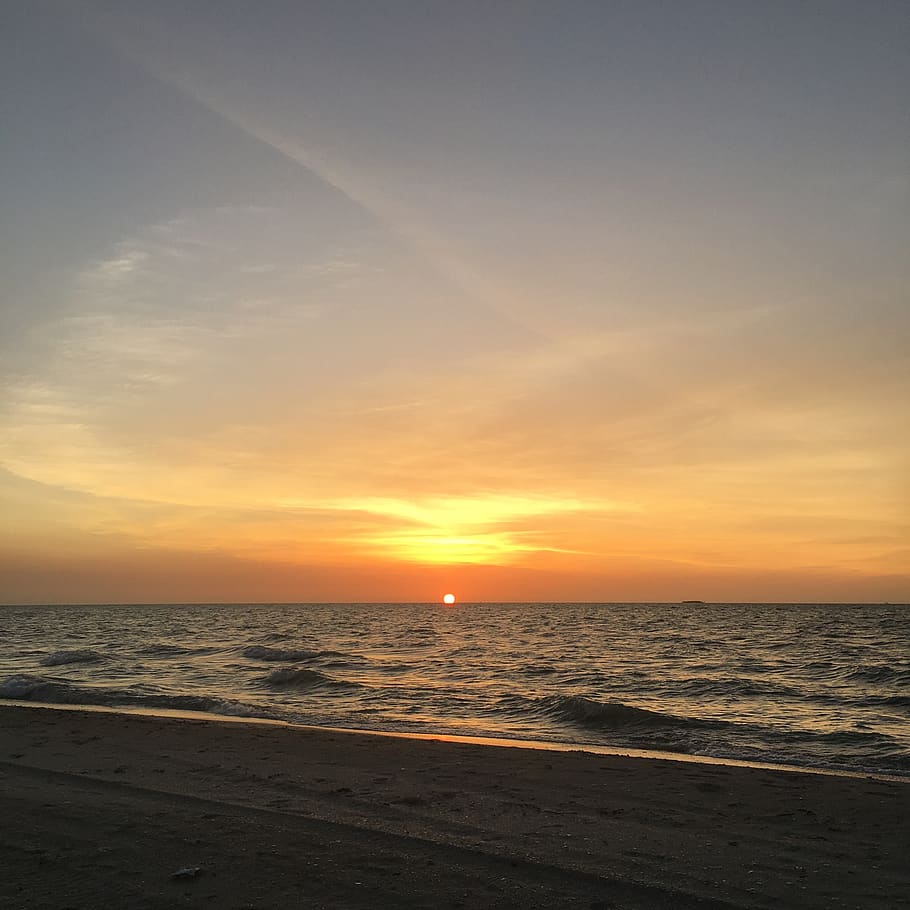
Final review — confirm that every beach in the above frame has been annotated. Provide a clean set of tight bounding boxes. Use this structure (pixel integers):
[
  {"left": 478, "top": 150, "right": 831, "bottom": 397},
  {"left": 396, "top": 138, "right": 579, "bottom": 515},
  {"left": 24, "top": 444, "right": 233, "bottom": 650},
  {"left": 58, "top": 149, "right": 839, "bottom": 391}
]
[{"left": 1, "top": 705, "right": 907, "bottom": 909}]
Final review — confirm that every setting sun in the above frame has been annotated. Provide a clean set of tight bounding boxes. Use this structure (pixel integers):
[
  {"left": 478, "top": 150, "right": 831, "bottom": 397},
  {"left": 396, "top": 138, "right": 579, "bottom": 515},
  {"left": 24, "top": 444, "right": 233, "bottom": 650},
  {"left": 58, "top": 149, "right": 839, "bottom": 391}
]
[{"left": 442, "top": 593, "right": 456, "bottom": 605}]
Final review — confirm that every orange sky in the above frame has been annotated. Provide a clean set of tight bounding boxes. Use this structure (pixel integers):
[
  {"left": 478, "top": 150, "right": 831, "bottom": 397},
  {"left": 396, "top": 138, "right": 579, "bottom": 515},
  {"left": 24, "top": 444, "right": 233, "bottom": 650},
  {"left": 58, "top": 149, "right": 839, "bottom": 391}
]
[{"left": 1, "top": 4, "right": 908, "bottom": 603}]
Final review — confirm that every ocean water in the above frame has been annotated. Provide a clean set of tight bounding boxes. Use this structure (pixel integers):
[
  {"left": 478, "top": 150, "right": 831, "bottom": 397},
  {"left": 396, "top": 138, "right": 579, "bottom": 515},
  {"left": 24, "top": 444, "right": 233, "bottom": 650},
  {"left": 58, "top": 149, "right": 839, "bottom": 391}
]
[{"left": 1, "top": 602, "right": 908, "bottom": 776}]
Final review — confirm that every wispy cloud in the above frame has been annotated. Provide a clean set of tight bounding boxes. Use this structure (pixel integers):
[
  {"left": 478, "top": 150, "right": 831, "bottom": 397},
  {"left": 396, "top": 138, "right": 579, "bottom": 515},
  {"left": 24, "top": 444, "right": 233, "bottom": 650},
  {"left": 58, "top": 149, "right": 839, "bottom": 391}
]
[
  {"left": 307, "top": 494, "right": 635, "bottom": 565},
  {"left": 0, "top": 204, "right": 372, "bottom": 493},
  {"left": 80, "top": 5, "right": 550, "bottom": 344}
]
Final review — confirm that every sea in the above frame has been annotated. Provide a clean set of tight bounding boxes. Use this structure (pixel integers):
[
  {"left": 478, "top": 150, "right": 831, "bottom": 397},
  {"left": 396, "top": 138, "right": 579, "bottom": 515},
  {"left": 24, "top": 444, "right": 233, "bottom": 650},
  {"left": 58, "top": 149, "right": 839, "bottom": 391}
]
[{"left": 1, "top": 602, "right": 908, "bottom": 777}]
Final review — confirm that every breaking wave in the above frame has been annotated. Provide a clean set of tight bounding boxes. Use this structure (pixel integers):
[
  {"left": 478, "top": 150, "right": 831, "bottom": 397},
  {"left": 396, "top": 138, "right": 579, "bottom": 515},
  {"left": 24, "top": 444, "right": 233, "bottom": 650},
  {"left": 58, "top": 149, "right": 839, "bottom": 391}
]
[
  {"left": 262, "top": 667, "right": 360, "bottom": 690},
  {"left": 511, "top": 694, "right": 716, "bottom": 730},
  {"left": 40, "top": 650, "right": 105, "bottom": 667},
  {"left": 0, "top": 674, "right": 275, "bottom": 719}
]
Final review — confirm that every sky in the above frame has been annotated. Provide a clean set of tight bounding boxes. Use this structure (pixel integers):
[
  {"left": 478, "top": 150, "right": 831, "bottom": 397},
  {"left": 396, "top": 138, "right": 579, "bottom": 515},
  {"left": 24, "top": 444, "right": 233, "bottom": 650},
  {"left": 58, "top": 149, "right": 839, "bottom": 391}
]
[{"left": 1, "top": 1, "right": 908, "bottom": 603}]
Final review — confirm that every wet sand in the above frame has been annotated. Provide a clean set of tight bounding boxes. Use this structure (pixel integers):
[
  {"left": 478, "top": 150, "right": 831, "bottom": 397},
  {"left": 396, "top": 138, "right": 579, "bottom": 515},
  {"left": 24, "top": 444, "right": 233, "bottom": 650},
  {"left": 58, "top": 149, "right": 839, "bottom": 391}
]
[{"left": 1, "top": 704, "right": 907, "bottom": 909}]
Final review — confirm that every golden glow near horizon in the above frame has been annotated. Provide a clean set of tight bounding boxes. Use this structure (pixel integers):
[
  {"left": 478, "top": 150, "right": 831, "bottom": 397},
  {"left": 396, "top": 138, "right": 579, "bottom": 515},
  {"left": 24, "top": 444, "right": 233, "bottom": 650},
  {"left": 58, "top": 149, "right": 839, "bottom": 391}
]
[
  {"left": 1, "top": 5, "right": 908, "bottom": 603},
  {"left": 442, "top": 593, "right": 456, "bottom": 605}
]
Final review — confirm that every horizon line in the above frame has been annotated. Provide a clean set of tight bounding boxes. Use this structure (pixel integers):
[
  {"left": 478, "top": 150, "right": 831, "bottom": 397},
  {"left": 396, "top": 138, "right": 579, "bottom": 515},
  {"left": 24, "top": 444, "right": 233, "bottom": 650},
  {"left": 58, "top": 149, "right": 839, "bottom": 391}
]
[{"left": 1, "top": 600, "right": 905, "bottom": 608}]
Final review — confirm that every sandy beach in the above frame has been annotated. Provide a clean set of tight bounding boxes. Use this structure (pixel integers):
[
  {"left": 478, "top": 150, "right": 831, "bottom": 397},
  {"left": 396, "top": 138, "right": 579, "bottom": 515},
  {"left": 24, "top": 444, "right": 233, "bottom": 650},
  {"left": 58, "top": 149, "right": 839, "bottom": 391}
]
[{"left": 1, "top": 704, "right": 907, "bottom": 909}]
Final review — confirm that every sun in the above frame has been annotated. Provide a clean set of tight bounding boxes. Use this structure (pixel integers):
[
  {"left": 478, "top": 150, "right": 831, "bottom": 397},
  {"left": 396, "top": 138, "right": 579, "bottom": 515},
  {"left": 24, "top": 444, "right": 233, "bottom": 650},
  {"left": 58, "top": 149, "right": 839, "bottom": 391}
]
[{"left": 442, "top": 593, "right": 456, "bottom": 605}]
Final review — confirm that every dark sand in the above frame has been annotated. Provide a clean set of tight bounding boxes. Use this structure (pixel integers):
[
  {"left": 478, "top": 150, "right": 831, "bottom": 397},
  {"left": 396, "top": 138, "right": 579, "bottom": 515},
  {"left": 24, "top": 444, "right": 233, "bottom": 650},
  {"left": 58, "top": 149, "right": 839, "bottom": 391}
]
[{"left": 1, "top": 705, "right": 907, "bottom": 909}]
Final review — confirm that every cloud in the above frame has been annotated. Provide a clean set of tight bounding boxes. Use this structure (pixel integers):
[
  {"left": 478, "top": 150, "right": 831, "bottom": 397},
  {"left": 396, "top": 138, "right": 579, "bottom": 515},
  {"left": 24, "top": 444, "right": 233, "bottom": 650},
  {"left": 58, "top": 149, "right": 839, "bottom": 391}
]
[
  {"left": 78, "top": 4, "right": 550, "bottom": 344},
  {"left": 0, "top": 204, "right": 374, "bottom": 494},
  {"left": 314, "top": 494, "right": 634, "bottom": 565}
]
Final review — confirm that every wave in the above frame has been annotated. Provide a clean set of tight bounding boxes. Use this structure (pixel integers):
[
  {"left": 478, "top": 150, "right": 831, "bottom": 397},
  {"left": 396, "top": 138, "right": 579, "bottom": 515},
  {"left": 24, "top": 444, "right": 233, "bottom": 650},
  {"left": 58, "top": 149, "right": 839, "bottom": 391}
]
[
  {"left": 2, "top": 670, "right": 907, "bottom": 776},
  {"left": 0, "top": 674, "right": 275, "bottom": 719},
  {"left": 846, "top": 664, "right": 910, "bottom": 686},
  {"left": 511, "top": 694, "right": 713, "bottom": 731},
  {"left": 499, "top": 692, "right": 910, "bottom": 773},
  {"left": 854, "top": 694, "right": 910, "bottom": 711},
  {"left": 242, "top": 645, "right": 354, "bottom": 664},
  {"left": 244, "top": 645, "right": 321, "bottom": 662},
  {"left": 262, "top": 667, "right": 360, "bottom": 691},
  {"left": 137, "top": 643, "right": 201, "bottom": 657},
  {"left": 521, "top": 664, "right": 559, "bottom": 676},
  {"left": 258, "top": 632, "right": 293, "bottom": 643},
  {"left": 39, "top": 650, "right": 104, "bottom": 667},
  {"left": 668, "top": 676, "right": 804, "bottom": 699},
  {"left": 244, "top": 646, "right": 320, "bottom": 661},
  {"left": 689, "top": 742, "right": 910, "bottom": 776}
]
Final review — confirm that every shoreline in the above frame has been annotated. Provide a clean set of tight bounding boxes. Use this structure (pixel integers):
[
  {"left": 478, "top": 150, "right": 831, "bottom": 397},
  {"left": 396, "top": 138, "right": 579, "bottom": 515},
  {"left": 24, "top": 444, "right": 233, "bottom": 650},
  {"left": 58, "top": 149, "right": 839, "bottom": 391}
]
[
  {"left": 2, "top": 702, "right": 908, "bottom": 908},
  {"left": 4, "top": 698, "right": 906, "bottom": 784}
]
